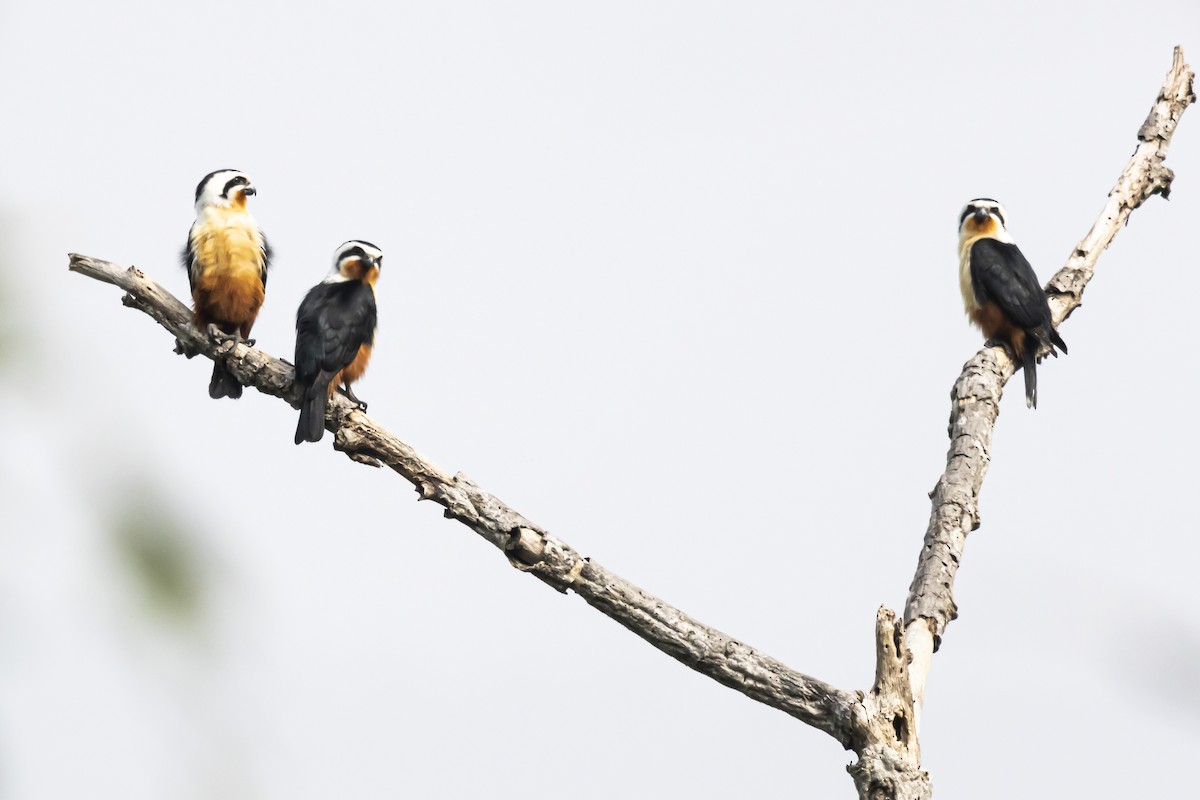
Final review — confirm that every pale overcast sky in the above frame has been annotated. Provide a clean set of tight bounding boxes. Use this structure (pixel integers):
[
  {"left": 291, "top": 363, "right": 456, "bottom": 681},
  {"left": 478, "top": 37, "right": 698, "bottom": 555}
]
[{"left": 1, "top": 2, "right": 1198, "bottom": 798}]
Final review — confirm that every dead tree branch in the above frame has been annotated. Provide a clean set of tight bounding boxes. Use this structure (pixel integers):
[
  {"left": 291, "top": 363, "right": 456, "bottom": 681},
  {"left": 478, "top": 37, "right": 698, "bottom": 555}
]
[
  {"left": 68, "top": 252, "right": 868, "bottom": 750},
  {"left": 836, "top": 45, "right": 1195, "bottom": 800},
  {"left": 893, "top": 42, "right": 1195, "bottom": 781},
  {"left": 69, "top": 46, "right": 1193, "bottom": 800}
]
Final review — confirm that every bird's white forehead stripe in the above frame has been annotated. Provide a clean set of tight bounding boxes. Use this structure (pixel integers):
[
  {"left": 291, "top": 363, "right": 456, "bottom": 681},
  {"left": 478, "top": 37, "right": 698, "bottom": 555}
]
[
  {"left": 326, "top": 241, "right": 383, "bottom": 279},
  {"left": 962, "top": 199, "right": 1007, "bottom": 215},
  {"left": 335, "top": 240, "right": 383, "bottom": 261},
  {"left": 201, "top": 171, "right": 246, "bottom": 192},
  {"left": 959, "top": 200, "right": 1010, "bottom": 229}
]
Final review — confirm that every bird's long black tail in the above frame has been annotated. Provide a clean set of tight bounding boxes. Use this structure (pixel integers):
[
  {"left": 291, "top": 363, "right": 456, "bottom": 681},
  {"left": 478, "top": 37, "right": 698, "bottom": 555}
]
[
  {"left": 1023, "top": 325, "right": 1067, "bottom": 409},
  {"left": 295, "top": 375, "right": 333, "bottom": 444},
  {"left": 1022, "top": 339, "right": 1039, "bottom": 409},
  {"left": 209, "top": 362, "right": 243, "bottom": 400}
]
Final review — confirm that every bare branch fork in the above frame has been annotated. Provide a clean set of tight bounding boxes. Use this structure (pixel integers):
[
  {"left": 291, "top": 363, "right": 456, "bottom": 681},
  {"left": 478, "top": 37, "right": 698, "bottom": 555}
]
[{"left": 69, "top": 47, "right": 1192, "bottom": 799}]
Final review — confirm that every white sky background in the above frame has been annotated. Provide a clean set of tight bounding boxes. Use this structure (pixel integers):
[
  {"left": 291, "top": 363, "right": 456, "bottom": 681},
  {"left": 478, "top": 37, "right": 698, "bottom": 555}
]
[{"left": 1, "top": 1, "right": 1198, "bottom": 797}]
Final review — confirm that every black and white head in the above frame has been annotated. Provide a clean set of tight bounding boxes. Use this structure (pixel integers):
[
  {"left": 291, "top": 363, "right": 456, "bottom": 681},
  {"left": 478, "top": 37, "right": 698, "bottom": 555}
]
[
  {"left": 327, "top": 240, "right": 384, "bottom": 285},
  {"left": 194, "top": 169, "right": 257, "bottom": 212},
  {"left": 958, "top": 198, "right": 1013, "bottom": 242}
]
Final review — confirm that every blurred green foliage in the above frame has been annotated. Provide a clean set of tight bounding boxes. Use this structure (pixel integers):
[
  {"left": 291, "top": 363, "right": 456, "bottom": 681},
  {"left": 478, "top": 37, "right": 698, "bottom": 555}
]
[
  {"left": 111, "top": 487, "right": 208, "bottom": 626},
  {"left": 0, "top": 212, "right": 34, "bottom": 375},
  {"left": 0, "top": 223, "right": 13, "bottom": 371},
  {"left": 0, "top": 283, "right": 9, "bottom": 368}
]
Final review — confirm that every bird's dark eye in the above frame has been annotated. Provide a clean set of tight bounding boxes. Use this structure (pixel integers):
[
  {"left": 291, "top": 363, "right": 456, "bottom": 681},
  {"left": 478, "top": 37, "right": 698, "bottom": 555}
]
[
  {"left": 959, "top": 207, "right": 973, "bottom": 226},
  {"left": 994, "top": 210, "right": 1005, "bottom": 226},
  {"left": 222, "top": 176, "right": 248, "bottom": 198}
]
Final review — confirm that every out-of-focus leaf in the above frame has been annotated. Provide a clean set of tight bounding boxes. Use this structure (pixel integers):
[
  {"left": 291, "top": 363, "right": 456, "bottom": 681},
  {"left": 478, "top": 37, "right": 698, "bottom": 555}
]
[
  {"left": 0, "top": 217, "right": 16, "bottom": 371},
  {"left": 111, "top": 486, "right": 208, "bottom": 626}
]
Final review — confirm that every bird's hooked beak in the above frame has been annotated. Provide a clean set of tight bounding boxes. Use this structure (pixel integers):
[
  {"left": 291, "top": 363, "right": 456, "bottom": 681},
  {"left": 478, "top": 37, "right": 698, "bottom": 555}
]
[
  {"left": 972, "top": 208, "right": 990, "bottom": 224},
  {"left": 242, "top": 184, "right": 257, "bottom": 197}
]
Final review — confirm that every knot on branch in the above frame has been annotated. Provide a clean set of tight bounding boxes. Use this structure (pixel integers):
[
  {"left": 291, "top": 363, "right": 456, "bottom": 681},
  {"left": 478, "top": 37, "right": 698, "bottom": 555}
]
[
  {"left": 1147, "top": 164, "right": 1176, "bottom": 201},
  {"left": 333, "top": 423, "right": 384, "bottom": 468},
  {"left": 173, "top": 337, "right": 200, "bottom": 359},
  {"left": 503, "top": 526, "right": 590, "bottom": 593},
  {"left": 847, "top": 744, "right": 931, "bottom": 800},
  {"left": 505, "top": 526, "right": 546, "bottom": 568}
]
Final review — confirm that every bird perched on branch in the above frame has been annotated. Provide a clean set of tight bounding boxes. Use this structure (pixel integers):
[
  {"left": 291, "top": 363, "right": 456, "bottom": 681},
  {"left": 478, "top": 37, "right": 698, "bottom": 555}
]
[
  {"left": 957, "top": 198, "right": 1067, "bottom": 408},
  {"left": 183, "top": 169, "right": 271, "bottom": 399},
  {"left": 293, "top": 240, "right": 382, "bottom": 444}
]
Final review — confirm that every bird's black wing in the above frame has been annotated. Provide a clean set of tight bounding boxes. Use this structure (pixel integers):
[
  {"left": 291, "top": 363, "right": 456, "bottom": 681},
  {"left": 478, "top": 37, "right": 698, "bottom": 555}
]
[
  {"left": 182, "top": 225, "right": 198, "bottom": 294},
  {"left": 294, "top": 281, "right": 377, "bottom": 386},
  {"left": 969, "top": 238, "right": 1051, "bottom": 330},
  {"left": 260, "top": 231, "right": 273, "bottom": 290}
]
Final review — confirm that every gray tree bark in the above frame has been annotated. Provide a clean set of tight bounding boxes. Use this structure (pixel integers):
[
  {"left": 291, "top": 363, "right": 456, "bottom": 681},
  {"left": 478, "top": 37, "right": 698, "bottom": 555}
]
[{"left": 69, "top": 46, "right": 1194, "bottom": 799}]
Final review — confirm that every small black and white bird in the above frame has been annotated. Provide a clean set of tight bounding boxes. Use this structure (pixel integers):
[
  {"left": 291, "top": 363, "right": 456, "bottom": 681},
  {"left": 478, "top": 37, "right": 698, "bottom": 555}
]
[
  {"left": 293, "top": 240, "right": 382, "bottom": 444},
  {"left": 183, "top": 169, "right": 272, "bottom": 399},
  {"left": 958, "top": 198, "right": 1067, "bottom": 408}
]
